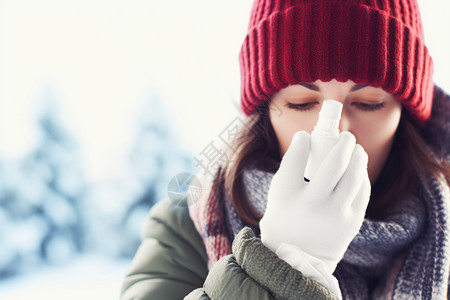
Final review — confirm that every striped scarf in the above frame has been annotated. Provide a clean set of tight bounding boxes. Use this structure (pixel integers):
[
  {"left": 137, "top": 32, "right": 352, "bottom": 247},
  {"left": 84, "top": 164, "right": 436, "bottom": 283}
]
[{"left": 189, "top": 167, "right": 450, "bottom": 299}]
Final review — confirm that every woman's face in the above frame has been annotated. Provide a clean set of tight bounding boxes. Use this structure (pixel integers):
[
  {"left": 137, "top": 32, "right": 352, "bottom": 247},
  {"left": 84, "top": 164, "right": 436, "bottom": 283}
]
[{"left": 269, "top": 79, "right": 402, "bottom": 184}]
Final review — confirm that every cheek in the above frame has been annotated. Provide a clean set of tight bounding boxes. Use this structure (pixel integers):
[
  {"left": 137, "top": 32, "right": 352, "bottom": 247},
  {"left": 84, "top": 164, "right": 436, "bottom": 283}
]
[
  {"left": 353, "top": 111, "right": 401, "bottom": 183},
  {"left": 362, "top": 132, "right": 396, "bottom": 184},
  {"left": 270, "top": 108, "right": 318, "bottom": 156}
]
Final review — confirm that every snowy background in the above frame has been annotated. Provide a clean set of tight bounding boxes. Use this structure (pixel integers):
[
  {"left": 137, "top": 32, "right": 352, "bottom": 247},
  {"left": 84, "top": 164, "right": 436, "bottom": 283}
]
[{"left": 0, "top": 0, "right": 449, "bottom": 299}]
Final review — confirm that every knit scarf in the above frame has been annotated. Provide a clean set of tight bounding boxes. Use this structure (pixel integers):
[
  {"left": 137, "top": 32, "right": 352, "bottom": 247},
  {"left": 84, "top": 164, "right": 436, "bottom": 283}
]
[{"left": 189, "top": 165, "right": 450, "bottom": 299}]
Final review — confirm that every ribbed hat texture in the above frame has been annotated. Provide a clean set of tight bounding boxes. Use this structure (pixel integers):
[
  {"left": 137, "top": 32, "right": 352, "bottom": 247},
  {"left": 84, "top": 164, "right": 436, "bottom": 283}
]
[{"left": 239, "top": 0, "right": 434, "bottom": 123}]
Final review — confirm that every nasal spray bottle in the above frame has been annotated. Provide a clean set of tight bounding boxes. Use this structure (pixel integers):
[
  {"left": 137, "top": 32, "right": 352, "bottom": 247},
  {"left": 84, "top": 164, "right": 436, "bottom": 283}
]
[{"left": 304, "top": 100, "right": 343, "bottom": 182}]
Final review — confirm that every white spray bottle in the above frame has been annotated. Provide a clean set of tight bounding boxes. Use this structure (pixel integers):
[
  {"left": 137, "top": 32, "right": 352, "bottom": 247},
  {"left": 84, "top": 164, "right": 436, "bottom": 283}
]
[{"left": 304, "top": 100, "right": 343, "bottom": 182}]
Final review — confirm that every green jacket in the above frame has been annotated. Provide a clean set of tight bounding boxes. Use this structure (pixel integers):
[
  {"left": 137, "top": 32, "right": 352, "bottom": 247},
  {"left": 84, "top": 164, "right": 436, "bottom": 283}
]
[{"left": 120, "top": 200, "right": 337, "bottom": 300}]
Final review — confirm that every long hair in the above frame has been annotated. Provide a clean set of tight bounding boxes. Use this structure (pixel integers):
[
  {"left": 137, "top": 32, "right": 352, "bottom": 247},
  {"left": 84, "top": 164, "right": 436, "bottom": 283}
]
[
  {"left": 221, "top": 101, "right": 280, "bottom": 226},
  {"left": 368, "top": 108, "right": 450, "bottom": 216},
  {"left": 220, "top": 100, "right": 450, "bottom": 226}
]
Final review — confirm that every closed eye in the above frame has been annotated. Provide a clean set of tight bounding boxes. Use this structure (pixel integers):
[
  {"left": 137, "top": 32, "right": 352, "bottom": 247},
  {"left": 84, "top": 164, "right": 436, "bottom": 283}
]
[
  {"left": 352, "top": 102, "right": 385, "bottom": 112},
  {"left": 285, "top": 101, "right": 319, "bottom": 111}
]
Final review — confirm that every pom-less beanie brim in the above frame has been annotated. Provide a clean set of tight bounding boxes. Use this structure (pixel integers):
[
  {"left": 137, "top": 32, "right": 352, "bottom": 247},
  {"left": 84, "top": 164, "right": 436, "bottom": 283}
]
[{"left": 239, "top": 1, "right": 433, "bottom": 124}]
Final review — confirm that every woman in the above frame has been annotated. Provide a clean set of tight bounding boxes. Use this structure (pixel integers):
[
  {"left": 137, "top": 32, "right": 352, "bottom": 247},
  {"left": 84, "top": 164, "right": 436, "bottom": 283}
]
[{"left": 121, "top": 0, "right": 450, "bottom": 299}]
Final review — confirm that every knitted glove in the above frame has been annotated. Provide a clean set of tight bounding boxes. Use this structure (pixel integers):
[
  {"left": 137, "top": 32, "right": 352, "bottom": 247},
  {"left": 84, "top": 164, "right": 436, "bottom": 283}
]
[{"left": 259, "top": 131, "right": 371, "bottom": 299}]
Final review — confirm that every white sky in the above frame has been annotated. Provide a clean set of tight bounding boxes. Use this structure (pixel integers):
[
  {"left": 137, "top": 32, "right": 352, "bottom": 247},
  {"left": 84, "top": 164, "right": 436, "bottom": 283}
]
[{"left": 0, "top": 0, "right": 448, "bottom": 181}]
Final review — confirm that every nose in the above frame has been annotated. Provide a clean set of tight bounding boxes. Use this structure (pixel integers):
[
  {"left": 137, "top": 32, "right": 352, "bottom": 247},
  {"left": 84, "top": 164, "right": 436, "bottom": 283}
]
[{"left": 339, "top": 111, "right": 350, "bottom": 132}]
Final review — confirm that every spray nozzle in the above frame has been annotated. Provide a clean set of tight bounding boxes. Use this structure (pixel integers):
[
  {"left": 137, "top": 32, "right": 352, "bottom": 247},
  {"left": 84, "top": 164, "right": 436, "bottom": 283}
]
[{"left": 315, "top": 100, "right": 343, "bottom": 134}]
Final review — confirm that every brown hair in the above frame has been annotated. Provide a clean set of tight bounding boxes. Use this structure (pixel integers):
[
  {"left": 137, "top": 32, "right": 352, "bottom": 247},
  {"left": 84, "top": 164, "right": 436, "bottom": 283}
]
[
  {"left": 367, "top": 110, "right": 450, "bottom": 217},
  {"left": 222, "top": 102, "right": 280, "bottom": 226},
  {"left": 221, "top": 103, "right": 450, "bottom": 226}
]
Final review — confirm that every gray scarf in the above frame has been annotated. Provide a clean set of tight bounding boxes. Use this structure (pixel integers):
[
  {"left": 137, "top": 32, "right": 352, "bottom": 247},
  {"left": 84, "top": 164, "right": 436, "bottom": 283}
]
[{"left": 225, "top": 167, "right": 450, "bottom": 299}]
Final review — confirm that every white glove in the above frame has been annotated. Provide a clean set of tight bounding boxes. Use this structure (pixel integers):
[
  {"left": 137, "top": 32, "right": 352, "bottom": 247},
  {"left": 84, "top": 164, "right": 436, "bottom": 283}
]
[{"left": 259, "top": 131, "right": 371, "bottom": 299}]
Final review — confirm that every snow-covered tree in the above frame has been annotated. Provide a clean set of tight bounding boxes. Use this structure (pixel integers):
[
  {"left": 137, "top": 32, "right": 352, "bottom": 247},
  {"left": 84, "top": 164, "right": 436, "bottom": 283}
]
[
  {"left": 119, "top": 93, "right": 194, "bottom": 257},
  {"left": 0, "top": 94, "right": 86, "bottom": 278}
]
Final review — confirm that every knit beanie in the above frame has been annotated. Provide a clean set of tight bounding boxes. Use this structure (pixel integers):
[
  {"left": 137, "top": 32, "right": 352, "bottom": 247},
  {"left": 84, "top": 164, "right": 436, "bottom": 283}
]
[{"left": 239, "top": 0, "right": 434, "bottom": 124}]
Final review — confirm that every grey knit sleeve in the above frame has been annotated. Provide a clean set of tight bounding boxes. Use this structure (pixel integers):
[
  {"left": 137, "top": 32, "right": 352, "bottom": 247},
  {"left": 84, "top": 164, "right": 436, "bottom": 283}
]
[{"left": 232, "top": 227, "right": 338, "bottom": 300}]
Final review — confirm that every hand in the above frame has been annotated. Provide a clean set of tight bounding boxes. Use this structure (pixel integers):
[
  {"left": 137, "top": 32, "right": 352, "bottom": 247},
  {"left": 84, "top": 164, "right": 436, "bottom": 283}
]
[{"left": 260, "top": 131, "right": 371, "bottom": 272}]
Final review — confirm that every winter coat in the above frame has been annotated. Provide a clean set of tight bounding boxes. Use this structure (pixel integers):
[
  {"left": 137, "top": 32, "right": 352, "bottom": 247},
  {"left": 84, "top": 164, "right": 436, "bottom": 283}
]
[{"left": 120, "top": 199, "right": 336, "bottom": 299}]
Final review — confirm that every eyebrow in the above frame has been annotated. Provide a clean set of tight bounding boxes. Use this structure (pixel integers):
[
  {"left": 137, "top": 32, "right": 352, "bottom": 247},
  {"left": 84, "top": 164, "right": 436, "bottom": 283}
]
[
  {"left": 350, "top": 84, "right": 369, "bottom": 91},
  {"left": 298, "top": 82, "right": 369, "bottom": 92},
  {"left": 298, "top": 82, "right": 320, "bottom": 91}
]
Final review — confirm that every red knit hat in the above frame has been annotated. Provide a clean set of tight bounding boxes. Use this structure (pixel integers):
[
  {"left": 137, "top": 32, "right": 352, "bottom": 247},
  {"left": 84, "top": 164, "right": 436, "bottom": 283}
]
[{"left": 239, "top": 0, "right": 434, "bottom": 124}]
